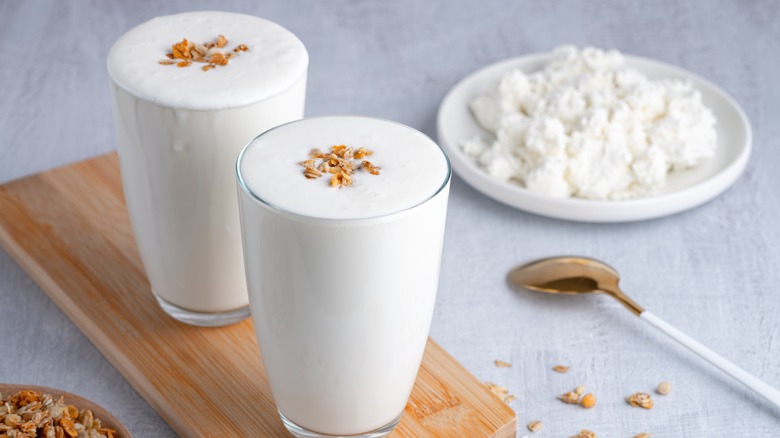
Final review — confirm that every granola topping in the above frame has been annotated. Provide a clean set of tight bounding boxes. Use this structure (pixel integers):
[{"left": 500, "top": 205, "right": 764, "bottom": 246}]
[
  {"left": 304, "top": 168, "right": 323, "bottom": 179},
  {"left": 0, "top": 390, "right": 116, "bottom": 437},
  {"left": 159, "top": 35, "right": 248, "bottom": 71},
  {"left": 299, "top": 145, "right": 381, "bottom": 188}
]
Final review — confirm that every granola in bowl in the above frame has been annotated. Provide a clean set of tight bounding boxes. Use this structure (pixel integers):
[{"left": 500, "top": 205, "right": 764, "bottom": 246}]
[{"left": 0, "top": 385, "right": 131, "bottom": 438}]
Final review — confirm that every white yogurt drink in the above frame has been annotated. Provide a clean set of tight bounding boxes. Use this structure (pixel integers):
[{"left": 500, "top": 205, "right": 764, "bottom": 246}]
[
  {"left": 107, "top": 11, "right": 307, "bottom": 326},
  {"left": 236, "top": 116, "right": 451, "bottom": 437}
]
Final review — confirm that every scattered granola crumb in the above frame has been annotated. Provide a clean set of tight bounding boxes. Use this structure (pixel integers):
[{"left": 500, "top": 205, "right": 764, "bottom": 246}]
[
  {"left": 573, "top": 430, "right": 596, "bottom": 438},
  {"left": 528, "top": 420, "right": 543, "bottom": 433},
  {"left": 634, "top": 433, "right": 652, "bottom": 438},
  {"left": 656, "top": 381, "right": 671, "bottom": 396},
  {"left": 484, "top": 382, "right": 515, "bottom": 404},
  {"left": 581, "top": 393, "right": 597, "bottom": 409},
  {"left": 494, "top": 359, "right": 512, "bottom": 368},
  {"left": 159, "top": 35, "right": 248, "bottom": 70},
  {"left": 552, "top": 365, "right": 570, "bottom": 373},
  {"left": 485, "top": 382, "right": 507, "bottom": 399},
  {"left": 574, "top": 385, "right": 586, "bottom": 395},
  {"left": 0, "top": 390, "right": 116, "bottom": 437},
  {"left": 558, "top": 391, "right": 580, "bottom": 405},
  {"left": 627, "top": 392, "right": 654, "bottom": 409}
]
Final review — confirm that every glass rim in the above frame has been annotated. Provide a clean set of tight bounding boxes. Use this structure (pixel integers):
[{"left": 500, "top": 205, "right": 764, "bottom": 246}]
[{"left": 235, "top": 115, "right": 452, "bottom": 222}]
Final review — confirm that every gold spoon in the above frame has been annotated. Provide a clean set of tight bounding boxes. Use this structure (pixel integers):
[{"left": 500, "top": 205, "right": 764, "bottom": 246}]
[{"left": 508, "top": 256, "right": 780, "bottom": 409}]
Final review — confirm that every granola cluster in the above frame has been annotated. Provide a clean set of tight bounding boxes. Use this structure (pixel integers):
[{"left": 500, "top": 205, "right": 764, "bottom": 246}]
[
  {"left": 0, "top": 390, "right": 116, "bottom": 438},
  {"left": 627, "top": 392, "right": 654, "bottom": 409},
  {"left": 299, "top": 145, "right": 381, "bottom": 188},
  {"left": 557, "top": 384, "right": 596, "bottom": 409},
  {"left": 158, "top": 35, "right": 249, "bottom": 71}
]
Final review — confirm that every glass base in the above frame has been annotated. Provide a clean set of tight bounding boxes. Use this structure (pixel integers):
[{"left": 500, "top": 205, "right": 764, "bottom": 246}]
[
  {"left": 280, "top": 411, "right": 401, "bottom": 438},
  {"left": 153, "top": 292, "right": 250, "bottom": 327}
]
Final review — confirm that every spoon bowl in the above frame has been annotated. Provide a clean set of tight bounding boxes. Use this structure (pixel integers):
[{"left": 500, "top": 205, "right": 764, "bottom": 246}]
[
  {"left": 508, "top": 255, "right": 619, "bottom": 294},
  {"left": 508, "top": 256, "right": 642, "bottom": 314}
]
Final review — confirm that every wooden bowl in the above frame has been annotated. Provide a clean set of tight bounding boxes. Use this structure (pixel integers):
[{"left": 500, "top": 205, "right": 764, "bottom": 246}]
[{"left": 0, "top": 384, "right": 132, "bottom": 437}]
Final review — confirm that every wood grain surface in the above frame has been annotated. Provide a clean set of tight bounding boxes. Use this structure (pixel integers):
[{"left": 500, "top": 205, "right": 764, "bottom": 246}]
[{"left": 0, "top": 153, "right": 516, "bottom": 437}]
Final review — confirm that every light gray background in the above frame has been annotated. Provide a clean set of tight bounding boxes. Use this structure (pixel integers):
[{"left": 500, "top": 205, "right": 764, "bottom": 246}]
[{"left": 1, "top": 1, "right": 778, "bottom": 436}]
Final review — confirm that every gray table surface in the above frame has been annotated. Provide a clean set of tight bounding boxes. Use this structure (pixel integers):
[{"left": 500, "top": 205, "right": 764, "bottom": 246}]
[{"left": 2, "top": 1, "right": 779, "bottom": 436}]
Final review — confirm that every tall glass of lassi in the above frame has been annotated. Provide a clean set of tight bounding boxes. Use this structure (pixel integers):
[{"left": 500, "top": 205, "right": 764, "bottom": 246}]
[
  {"left": 236, "top": 116, "right": 451, "bottom": 437},
  {"left": 107, "top": 11, "right": 308, "bottom": 326}
]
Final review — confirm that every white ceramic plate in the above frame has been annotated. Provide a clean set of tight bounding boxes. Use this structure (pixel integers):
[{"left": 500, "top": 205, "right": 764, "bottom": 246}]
[{"left": 437, "top": 54, "right": 752, "bottom": 222}]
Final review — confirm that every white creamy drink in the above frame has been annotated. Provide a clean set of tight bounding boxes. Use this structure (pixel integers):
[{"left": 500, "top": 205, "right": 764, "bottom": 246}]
[
  {"left": 107, "top": 11, "right": 307, "bottom": 325},
  {"left": 237, "top": 116, "right": 451, "bottom": 436}
]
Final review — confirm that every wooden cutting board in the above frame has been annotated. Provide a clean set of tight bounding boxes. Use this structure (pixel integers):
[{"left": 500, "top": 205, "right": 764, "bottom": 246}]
[{"left": 0, "top": 153, "right": 516, "bottom": 437}]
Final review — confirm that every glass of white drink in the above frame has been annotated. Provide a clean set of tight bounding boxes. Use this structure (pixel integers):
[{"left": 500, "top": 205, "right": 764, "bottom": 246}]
[
  {"left": 107, "top": 11, "right": 308, "bottom": 326},
  {"left": 236, "top": 116, "right": 451, "bottom": 437}
]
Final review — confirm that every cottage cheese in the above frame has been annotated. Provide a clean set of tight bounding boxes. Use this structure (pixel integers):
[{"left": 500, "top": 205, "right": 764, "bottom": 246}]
[{"left": 462, "top": 46, "right": 717, "bottom": 200}]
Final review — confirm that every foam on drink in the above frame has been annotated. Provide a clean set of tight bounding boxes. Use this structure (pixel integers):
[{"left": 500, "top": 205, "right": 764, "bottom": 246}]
[
  {"left": 108, "top": 10, "right": 307, "bottom": 110},
  {"left": 238, "top": 116, "right": 450, "bottom": 219}
]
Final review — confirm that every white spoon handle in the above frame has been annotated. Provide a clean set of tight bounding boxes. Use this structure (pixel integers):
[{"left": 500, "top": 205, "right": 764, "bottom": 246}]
[{"left": 640, "top": 310, "right": 780, "bottom": 408}]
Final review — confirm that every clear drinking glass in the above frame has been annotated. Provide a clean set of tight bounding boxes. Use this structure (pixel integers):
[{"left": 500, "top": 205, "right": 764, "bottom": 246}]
[
  {"left": 236, "top": 116, "right": 451, "bottom": 437},
  {"left": 107, "top": 11, "right": 308, "bottom": 326}
]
